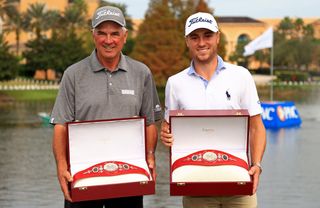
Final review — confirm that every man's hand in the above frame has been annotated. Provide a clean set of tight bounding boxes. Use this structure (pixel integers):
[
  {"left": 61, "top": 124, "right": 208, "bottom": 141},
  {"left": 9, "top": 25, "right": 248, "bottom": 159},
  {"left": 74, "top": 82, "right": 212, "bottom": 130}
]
[
  {"left": 53, "top": 124, "right": 74, "bottom": 201},
  {"left": 147, "top": 153, "right": 156, "bottom": 180},
  {"left": 57, "top": 166, "right": 73, "bottom": 202},
  {"left": 248, "top": 165, "right": 262, "bottom": 194},
  {"left": 160, "top": 121, "right": 174, "bottom": 147}
]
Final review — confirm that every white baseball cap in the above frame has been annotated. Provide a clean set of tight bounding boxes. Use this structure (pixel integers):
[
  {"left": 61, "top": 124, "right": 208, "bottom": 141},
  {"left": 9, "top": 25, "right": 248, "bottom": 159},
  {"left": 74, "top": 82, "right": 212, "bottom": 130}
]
[{"left": 185, "top": 12, "right": 219, "bottom": 36}]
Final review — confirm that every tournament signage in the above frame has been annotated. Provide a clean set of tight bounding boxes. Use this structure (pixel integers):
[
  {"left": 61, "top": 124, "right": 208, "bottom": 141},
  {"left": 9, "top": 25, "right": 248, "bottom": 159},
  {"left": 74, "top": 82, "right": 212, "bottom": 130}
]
[{"left": 261, "top": 101, "right": 302, "bottom": 129}]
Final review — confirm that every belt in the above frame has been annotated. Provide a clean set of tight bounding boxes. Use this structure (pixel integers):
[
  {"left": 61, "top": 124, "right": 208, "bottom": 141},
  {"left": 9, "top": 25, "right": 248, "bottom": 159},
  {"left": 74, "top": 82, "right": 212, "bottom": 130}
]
[
  {"left": 171, "top": 149, "right": 248, "bottom": 171},
  {"left": 73, "top": 161, "right": 151, "bottom": 182}
]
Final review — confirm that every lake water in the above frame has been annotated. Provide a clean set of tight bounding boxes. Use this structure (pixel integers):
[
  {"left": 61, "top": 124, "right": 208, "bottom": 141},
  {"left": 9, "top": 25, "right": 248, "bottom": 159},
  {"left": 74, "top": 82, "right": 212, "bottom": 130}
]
[{"left": 0, "top": 87, "right": 320, "bottom": 208}]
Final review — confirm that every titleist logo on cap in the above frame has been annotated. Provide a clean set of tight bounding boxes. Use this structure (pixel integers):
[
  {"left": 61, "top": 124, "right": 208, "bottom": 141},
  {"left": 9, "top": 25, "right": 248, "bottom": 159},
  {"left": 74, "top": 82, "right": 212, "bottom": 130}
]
[
  {"left": 96, "top": 9, "right": 121, "bottom": 20},
  {"left": 188, "top": 17, "right": 213, "bottom": 27}
]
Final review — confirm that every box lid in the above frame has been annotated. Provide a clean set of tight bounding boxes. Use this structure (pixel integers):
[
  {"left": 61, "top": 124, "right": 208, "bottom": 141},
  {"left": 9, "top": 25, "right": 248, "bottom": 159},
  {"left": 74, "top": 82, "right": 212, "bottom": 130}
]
[
  {"left": 170, "top": 110, "right": 250, "bottom": 154},
  {"left": 67, "top": 117, "right": 152, "bottom": 187}
]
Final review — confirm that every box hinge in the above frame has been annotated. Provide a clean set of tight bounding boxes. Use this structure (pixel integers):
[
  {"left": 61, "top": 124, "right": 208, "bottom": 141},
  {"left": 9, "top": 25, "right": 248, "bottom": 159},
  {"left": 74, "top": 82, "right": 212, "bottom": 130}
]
[
  {"left": 177, "top": 182, "right": 186, "bottom": 186},
  {"left": 78, "top": 186, "right": 88, "bottom": 191},
  {"left": 237, "top": 182, "right": 246, "bottom": 185},
  {"left": 140, "top": 181, "right": 148, "bottom": 185}
]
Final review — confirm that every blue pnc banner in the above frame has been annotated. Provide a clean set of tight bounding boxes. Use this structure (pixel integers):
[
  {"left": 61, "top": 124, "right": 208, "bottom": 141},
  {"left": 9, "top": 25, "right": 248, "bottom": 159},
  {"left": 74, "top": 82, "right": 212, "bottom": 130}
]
[{"left": 261, "top": 101, "right": 302, "bottom": 129}]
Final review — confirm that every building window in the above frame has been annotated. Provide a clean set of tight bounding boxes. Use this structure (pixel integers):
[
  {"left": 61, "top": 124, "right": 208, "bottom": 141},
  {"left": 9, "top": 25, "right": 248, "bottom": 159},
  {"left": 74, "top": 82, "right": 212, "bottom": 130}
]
[{"left": 237, "top": 34, "right": 250, "bottom": 43}]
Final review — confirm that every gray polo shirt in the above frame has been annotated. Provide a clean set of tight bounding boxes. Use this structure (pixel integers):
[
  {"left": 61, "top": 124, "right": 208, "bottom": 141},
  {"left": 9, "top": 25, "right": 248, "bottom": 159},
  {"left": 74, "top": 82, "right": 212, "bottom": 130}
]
[{"left": 50, "top": 50, "right": 162, "bottom": 125}]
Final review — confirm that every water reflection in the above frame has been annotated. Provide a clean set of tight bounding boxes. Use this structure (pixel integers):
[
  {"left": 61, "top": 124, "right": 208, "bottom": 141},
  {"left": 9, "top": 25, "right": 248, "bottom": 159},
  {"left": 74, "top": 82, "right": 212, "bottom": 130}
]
[
  {"left": 259, "top": 107, "right": 320, "bottom": 208},
  {"left": 0, "top": 101, "right": 62, "bottom": 207},
  {"left": 267, "top": 127, "right": 302, "bottom": 145}
]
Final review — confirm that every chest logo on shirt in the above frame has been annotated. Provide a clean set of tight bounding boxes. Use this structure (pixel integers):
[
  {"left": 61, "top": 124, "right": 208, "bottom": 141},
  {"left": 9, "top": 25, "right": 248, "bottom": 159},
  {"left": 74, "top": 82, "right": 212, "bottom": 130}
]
[
  {"left": 121, "top": 89, "right": 135, "bottom": 95},
  {"left": 226, "top": 90, "right": 231, "bottom": 100}
]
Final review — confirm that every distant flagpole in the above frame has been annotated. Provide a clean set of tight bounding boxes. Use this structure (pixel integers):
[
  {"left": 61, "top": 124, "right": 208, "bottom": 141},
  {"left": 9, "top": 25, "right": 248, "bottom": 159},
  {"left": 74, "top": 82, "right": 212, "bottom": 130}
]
[
  {"left": 270, "top": 37, "right": 274, "bottom": 101},
  {"left": 243, "top": 27, "right": 274, "bottom": 101}
]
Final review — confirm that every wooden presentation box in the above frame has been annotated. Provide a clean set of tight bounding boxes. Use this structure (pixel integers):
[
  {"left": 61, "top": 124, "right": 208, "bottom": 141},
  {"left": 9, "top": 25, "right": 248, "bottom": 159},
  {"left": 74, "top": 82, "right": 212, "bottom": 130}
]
[
  {"left": 169, "top": 110, "right": 253, "bottom": 196},
  {"left": 67, "top": 117, "right": 154, "bottom": 202}
]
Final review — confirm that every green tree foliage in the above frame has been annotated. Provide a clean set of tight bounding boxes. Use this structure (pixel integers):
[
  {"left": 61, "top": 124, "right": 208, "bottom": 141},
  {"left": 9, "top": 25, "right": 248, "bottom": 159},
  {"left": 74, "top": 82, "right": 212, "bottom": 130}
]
[
  {"left": 311, "top": 43, "right": 320, "bottom": 70},
  {"left": 3, "top": 4, "right": 23, "bottom": 55},
  {"left": 0, "top": 34, "right": 19, "bottom": 80},
  {"left": 217, "top": 31, "right": 227, "bottom": 59},
  {"left": 275, "top": 17, "right": 316, "bottom": 70},
  {"left": 253, "top": 49, "right": 270, "bottom": 68},
  {"left": 22, "top": 36, "right": 87, "bottom": 77},
  {"left": 45, "top": 10, "right": 62, "bottom": 38},
  {"left": 132, "top": 0, "right": 189, "bottom": 86},
  {"left": 0, "top": 0, "right": 18, "bottom": 20},
  {"left": 23, "top": 2, "right": 56, "bottom": 40},
  {"left": 229, "top": 39, "right": 250, "bottom": 68},
  {"left": 60, "top": 0, "right": 88, "bottom": 37}
]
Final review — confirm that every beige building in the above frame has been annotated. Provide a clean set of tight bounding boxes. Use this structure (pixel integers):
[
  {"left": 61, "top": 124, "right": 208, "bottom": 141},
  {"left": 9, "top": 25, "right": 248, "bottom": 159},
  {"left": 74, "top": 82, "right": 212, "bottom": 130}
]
[{"left": 217, "top": 17, "right": 268, "bottom": 60}]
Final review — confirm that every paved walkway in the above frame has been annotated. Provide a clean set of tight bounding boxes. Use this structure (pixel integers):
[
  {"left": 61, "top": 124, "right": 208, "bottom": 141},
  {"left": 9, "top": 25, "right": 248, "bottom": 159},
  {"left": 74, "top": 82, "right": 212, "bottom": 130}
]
[{"left": 252, "top": 74, "right": 275, "bottom": 86}]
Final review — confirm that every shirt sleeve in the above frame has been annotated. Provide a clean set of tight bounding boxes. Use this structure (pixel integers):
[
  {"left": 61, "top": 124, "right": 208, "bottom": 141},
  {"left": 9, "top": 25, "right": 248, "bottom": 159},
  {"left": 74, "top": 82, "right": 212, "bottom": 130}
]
[
  {"left": 241, "top": 70, "right": 262, "bottom": 116},
  {"left": 50, "top": 70, "right": 75, "bottom": 124},
  {"left": 140, "top": 71, "right": 157, "bottom": 126},
  {"left": 164, "top": 78, "right": 179, "bottom": 122}
]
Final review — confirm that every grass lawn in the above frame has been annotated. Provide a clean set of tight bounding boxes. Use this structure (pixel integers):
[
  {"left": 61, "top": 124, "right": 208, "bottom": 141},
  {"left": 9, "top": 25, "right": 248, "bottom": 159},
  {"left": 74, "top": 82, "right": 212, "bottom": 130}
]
[{"left": 0, "top": 90, "right": 58, "bottom": 101}]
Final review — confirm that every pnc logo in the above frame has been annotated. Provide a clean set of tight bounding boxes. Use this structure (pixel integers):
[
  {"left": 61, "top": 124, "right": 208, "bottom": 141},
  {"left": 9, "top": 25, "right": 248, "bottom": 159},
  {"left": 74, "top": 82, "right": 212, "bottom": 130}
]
[
  {"left": 262, "top": 105, "right": 299, "bottom": 122},
  {"left": 277, "top": 106, "right": 286, "bottom": 121},
  {"left": 262, "top": 107, "right": 275, "bottom": 121}
]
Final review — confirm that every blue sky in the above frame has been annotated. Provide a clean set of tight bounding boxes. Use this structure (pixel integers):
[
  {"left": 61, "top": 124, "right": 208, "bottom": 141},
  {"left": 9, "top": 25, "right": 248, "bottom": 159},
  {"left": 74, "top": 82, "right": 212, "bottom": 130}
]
[{"left": 107, "top": 0, "right": 319, "bottom": 19}]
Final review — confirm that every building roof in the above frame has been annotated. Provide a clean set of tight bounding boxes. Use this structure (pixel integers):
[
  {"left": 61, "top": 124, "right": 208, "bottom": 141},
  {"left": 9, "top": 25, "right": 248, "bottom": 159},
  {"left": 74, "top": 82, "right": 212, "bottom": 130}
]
[{"left": 216, "top": 16, "right": 264, "bottom": 24}]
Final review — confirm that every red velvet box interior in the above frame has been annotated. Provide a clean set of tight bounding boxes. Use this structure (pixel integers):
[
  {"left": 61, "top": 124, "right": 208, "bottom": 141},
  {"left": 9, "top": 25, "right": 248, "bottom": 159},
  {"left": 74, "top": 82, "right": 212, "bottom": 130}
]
[
  {"left": 169, "top": 110, "right": 253, "bottom": 196},
  {"left": 67, "top": 117, "right": 155, "bottom": 202}
]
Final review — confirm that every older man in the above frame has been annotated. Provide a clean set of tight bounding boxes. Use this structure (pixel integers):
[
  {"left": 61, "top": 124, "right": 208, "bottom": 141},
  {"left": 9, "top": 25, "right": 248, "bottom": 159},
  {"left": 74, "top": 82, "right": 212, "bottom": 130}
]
[{"left": 51, "top": 6, "right": 161, "bottom": 208}]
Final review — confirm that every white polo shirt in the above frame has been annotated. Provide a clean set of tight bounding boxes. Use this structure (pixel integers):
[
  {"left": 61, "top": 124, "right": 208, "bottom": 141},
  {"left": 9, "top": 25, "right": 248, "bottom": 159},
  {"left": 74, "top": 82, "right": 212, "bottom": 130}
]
[{"left": 164, "top": 56, "right": 262, "bottom": 121}]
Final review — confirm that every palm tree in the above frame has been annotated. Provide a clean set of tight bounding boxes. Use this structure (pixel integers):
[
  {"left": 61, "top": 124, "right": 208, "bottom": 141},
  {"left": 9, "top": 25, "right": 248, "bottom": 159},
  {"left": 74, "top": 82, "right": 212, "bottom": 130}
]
[
  {"left": 0, "top": 0, "right": 19, "bottom": 35},
  {"left": 46, "top": 9, "right": 62, "bottom": 38},
  {"left": 0, "top": 0, "right": 18, "bottom": 20},
  {"left": 24, "top": 2, "right": 52, "bottom": 40},
  {"left": 4, "top": 5, "right": 22, "bottom": 54},
  {"left": 61, "top": 0, "right": 88, "bottom": 37}
]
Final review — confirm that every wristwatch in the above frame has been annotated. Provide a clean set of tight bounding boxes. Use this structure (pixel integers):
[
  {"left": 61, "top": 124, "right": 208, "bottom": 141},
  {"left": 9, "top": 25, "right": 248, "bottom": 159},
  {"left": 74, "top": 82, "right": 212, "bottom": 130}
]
[{"left": 252, "top": 162, "right": 262, "bottom": 173}]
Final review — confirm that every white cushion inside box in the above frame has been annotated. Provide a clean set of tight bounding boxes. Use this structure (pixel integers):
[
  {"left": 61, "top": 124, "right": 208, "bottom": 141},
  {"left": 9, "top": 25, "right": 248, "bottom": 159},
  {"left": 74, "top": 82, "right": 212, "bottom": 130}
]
[
  {"left": 74, "top": 174, "right": 150, "bottom": 188},
  {"left": 68, "top": 118, "right": 151, "bottom": 187},
  {"left": 171, "top": 116, "right": 250, "bottom": 182}
]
